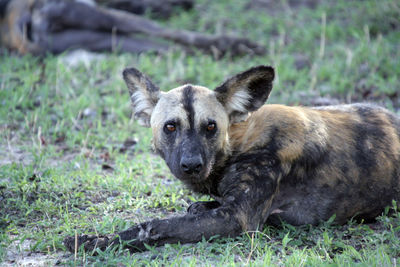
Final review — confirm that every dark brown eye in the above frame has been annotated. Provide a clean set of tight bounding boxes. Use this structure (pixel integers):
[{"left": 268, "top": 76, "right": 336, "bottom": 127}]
[
  {"left": 166, "top": 124, "right": 176, "bottom": 132},
  {"left": 207, "top": 123, "right": 216, "bottom": 131}
]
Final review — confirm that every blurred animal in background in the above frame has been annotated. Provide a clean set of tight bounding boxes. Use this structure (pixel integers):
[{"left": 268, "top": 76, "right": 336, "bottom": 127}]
[{"left": 0, "top": 0, "right": 265, "bottom": 56}]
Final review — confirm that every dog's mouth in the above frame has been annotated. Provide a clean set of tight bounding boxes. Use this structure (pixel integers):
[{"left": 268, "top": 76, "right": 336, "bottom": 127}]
[
  {"left": 178, "top": 161, "right": 213, "bottom": 183},
  {"left": 179, "top": 170, "right": 207, "bottom": 182}
]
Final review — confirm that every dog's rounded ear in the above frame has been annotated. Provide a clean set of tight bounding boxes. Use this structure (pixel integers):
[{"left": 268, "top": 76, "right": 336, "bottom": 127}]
[
  {"left": 123, "top": 68, "right": 161, "bottom": 127},
  {"left": 214, "top": 66, "right": 274, "bottom": 123}
]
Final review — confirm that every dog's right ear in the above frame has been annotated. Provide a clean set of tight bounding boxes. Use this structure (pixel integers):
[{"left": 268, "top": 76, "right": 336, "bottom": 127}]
[{"left": 123, "top": 68, "right": 161, "bottom": 127}]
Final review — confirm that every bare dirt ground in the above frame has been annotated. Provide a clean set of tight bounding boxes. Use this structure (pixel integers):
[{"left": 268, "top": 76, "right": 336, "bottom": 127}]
[{"left": 4, "top": 238, "right": 65, "bottom": 266}]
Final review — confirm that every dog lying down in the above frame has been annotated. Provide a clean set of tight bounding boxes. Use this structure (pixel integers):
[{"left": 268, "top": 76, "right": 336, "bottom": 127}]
[{"left": 64, "top": 66, "right": 400, "bottom": 253}]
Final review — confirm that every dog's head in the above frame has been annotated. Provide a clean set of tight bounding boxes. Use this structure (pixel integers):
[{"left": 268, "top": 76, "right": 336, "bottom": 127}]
[{"left": 123, "top": 66, "right": 274, "bottom": 185}]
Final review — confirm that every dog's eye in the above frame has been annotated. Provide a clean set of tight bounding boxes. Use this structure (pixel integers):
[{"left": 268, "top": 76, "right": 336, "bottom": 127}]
[
  {"left": 207, "top": 122, "right": 216, "bottom": 132},
  {"left": 165, "top": 124, "right": 176, "bottom": 132}
]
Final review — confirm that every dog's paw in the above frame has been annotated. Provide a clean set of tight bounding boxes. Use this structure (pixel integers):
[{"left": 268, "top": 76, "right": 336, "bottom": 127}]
[
  {"left": 64, "top": 234, "right": 110, "bottom": 253},
  {"left": 187, "top": 201, "right": 221, "bottom": 215}
]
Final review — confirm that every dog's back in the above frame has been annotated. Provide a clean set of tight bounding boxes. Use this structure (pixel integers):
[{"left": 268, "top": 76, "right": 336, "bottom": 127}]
[{"left": 228, "top": 103, "right": 400, "bottom": 225}]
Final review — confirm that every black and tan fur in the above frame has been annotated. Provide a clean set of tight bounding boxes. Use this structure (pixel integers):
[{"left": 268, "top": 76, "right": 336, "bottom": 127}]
[{"left": 65, "top": 65, "right": 400, "bottom": 252}]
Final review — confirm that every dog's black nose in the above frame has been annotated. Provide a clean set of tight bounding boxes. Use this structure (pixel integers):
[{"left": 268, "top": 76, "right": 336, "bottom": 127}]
[{"left": 180, "top": 156, "right": 203, "bottom": 174}]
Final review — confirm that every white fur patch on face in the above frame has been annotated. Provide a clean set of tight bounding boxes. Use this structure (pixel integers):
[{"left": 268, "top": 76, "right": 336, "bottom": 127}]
[{"left": 226, "top": 88, "right": 251, "bottom": 113}]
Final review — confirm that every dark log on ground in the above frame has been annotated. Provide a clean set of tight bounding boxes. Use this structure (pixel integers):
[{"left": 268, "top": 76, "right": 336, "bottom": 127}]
[
  {"left": 98, "top": 0, "right": 194, "bottom": 19},
  {"left": 0, "top": 0, "right": 265, "bottom": 57}
]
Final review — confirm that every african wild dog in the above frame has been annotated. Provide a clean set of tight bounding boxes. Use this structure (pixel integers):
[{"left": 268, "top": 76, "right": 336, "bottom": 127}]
[{"left": 64, "top": 65, "right": 400, "bottom": 252}]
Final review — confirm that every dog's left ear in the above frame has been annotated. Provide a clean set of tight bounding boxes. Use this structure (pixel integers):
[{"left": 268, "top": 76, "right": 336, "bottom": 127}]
[{"left": 214, "top": 66, "right": 274, "bottom": 123}]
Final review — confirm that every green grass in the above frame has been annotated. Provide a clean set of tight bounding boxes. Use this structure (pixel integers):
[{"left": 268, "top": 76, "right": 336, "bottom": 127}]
[{"left": 1, "top": 0, "right": 400, "bottom": 265}]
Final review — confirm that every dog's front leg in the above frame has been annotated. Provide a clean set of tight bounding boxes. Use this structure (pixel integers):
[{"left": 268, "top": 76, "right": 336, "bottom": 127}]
[
  {"left": 64, "top": 160, "right": 282, "bottom": 253},
  {"left": 64, "top": 181, "right": 278, "bottom": 253},
  {"left": 64, "top": 205, "right": 242, "bottom": 253},
  {"left": 117, "top": 206, "right": 242, "bottom": 251}
]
